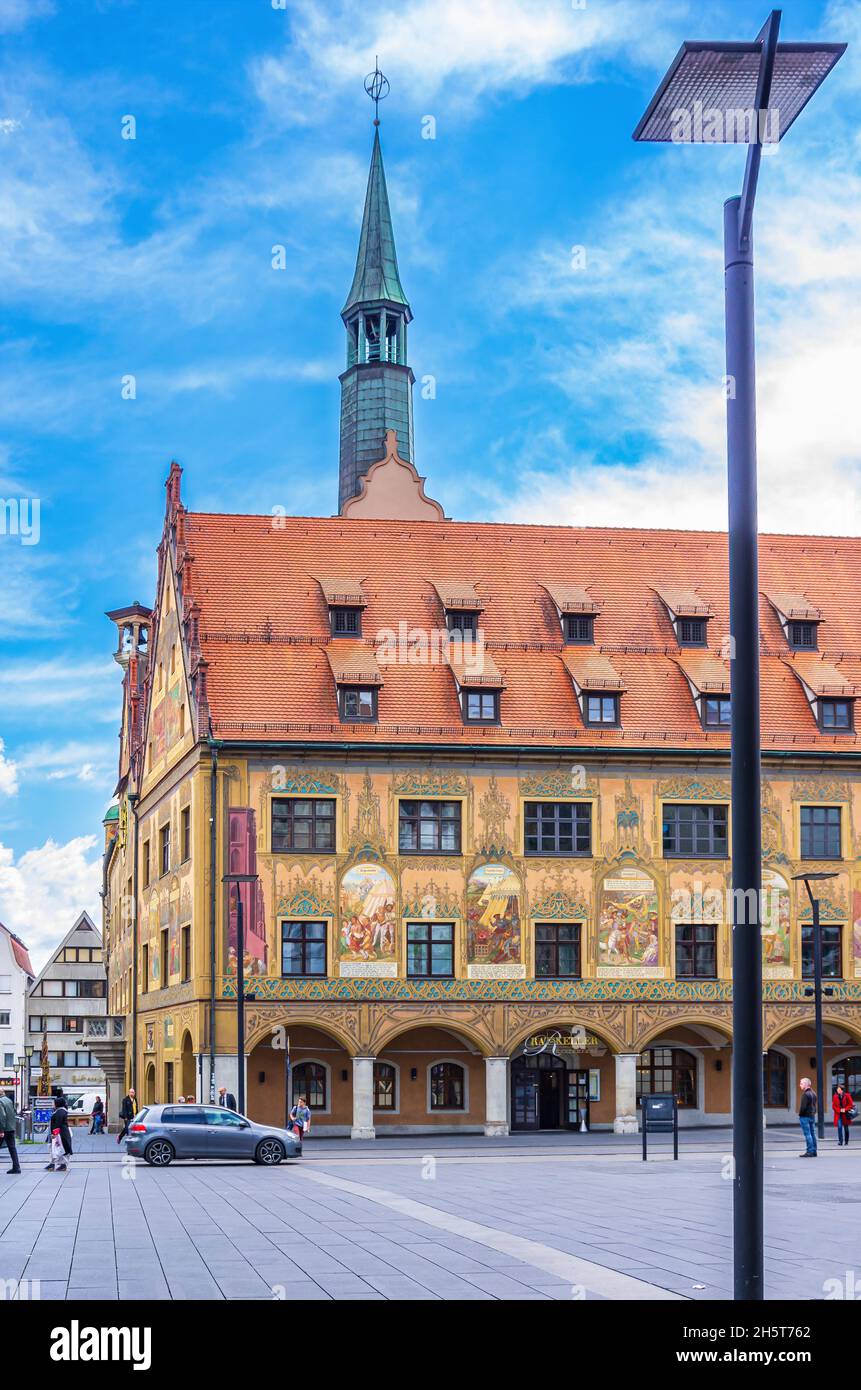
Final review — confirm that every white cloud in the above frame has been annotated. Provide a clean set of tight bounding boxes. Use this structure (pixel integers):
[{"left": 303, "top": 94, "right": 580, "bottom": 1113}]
[
  {"left": 252, "top": 0, "right": 681, "bottom": 124},
  {"left": 0, "top": 738, "right": 18, "bottom": 796},
  {"left": 0, "top": 657, "right": 117, "bottom": 710},
  {"left": 0, "top": 834, "right": 101, "bottom": 971},
  {"left": 0, "top": 0, "right": 54, "bottom": 34}
]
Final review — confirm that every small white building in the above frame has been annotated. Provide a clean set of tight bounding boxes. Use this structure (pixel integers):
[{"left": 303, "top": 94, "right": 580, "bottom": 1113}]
[
  {"left": 0, "top": 922, "right": 35, "bottom": 1104},
  {"left": 27, "top": 911, "right": 107, "bottom": 1102}
]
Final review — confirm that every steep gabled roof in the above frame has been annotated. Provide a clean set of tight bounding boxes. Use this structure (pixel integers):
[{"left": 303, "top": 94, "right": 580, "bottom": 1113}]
[
  {"left": 0, "top": 922, "right": 34, "bottom": 978},
  {"left": 182, "top": 512, "right": 861, "bottom": 750},
  {"left": 28, "top": 911, "right": 101, "bottom": 994}
]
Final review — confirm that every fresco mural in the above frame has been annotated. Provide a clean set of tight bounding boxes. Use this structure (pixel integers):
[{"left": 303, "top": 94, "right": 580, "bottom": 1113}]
[
  {"left": 853, "top": 886, "right": 861, "bottom": 978},
  {"left": 466, "top": 863, "right": 522, "bottom": 977},
  {"left": 598, "top": 866, "right": 662, "bottom": 977},
  {"left": 338, "top": 863, "right": 398, "bottom": 976},
  {"left": 762, "top": 867, "right": 791, "bottom": 978},
  {"left": 148, "top": 892, "right": 160, "bottom": 988}
]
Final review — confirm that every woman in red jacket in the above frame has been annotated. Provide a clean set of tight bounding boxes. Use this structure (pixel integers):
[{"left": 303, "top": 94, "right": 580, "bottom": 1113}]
[{"left": 833, "top": 1083, "right": 854, "bottom": 1147}]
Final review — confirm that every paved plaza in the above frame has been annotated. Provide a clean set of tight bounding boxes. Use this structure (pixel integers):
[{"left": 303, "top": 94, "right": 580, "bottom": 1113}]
[{"left": 0, "top": 1128, "right": 857, "bottom": 1301}]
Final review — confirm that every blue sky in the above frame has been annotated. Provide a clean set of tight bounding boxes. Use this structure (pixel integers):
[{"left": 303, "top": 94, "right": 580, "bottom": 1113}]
[{"left": 0, "top": 0, "right": 858, "bottom": 966}]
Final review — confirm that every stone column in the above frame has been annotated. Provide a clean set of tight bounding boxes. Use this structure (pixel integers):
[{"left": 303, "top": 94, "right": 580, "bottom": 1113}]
[
  {"left": 484, "top": 1056, "right": 509, "bottom": 1137},
  {"left": 351, "top": 1056, "right": 376, "bottom": 1140},
  {"left": 614, "top": 1053, "right": 639, "bottom": 1133}
]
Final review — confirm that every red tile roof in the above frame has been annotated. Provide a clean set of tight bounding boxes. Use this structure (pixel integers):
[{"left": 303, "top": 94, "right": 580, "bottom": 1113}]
[
  {"left": 0, "top": 923, "right": 34, "bottom": 977},
  {"left": 183, "top": 513, "right": 861, "bottom": 750}
]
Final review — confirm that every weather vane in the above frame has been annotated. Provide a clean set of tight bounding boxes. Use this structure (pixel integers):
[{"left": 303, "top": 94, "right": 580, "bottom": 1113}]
[{"left": 364, "top": 57, "right": 390, "bottom": 126}]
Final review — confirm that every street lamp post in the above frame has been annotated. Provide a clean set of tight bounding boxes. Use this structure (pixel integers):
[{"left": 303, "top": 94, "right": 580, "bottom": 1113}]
[
  {"left": 222, "top": 872, "right": 259, "bottom": 1117},
  {"left": 793, "top": 871, "right": 839, "bottom": 1142},
  {"left": 24, "top": 1045, "right": 33, "bottom": 1111},
  {"left": 634, "top": 10, "right": 845, "bottom": 1302}
]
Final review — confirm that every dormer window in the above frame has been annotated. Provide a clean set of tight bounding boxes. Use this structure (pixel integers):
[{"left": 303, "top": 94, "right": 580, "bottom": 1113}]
[
  {"left": 819, "top": 698, "right": 853, "bottom": 732},
  {"left": 339, "top": 687, "right": 377, "bottom": 722},
  {"left": 563, "top": 614, "right": 594, "bottom": 645},
  {"left": 678, "top": 618, "right": 707, "bottom": 647},
  {"left": 330, "top": 606, "right": 362, "bottom": 637},
  {"left": 703, "top": 696, "right": 731, "bottom": 728},
  {"left": 585, "top": 693, "right": 619, "bottom": 727},
  {"left": 789, "top": 620, "right": 817, "bottom": 650},
  {"left": 462, "top": 690, "right": 499, "bottom": 724},
  {"left": 447, "top": 609, "right": 478, "bottom": 636}
]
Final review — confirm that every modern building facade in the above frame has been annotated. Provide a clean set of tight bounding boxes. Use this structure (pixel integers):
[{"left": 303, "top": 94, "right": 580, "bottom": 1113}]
[
  {"left": 100, "top": 116, "right": 861, "bottom": 1136},
  {"left": 27, "top": 911, "right": 107, "bottom": 1100},
  {"left": 0, "top": 922, "right": 34, "bottom": 1105}
]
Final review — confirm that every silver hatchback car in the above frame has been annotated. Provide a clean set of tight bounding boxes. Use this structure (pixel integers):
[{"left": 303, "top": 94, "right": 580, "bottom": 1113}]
[{"left": 124, "top": 1104, "right": 302, "bottom": 1167}]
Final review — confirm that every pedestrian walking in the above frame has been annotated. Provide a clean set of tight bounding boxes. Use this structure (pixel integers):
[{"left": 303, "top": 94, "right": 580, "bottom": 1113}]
[
  {"left": 218, "top": 1086, "right": 237, "bottom": 1111},
  {"left": 290, "top": 1096, "right": 312, "bottom": 1140},
  {"left": 89, "top": 1097, "right": 105, "bottom": 1135},
  {"left": 0, "top": 1092, "right": 21, "bottom": 1174},
  {"left": 46, "top": 1097, "right": 72, "bottom": 1172},
  {"left": 832, "top": 1082, "right": 855, "bottom": 1147},
  {"left": 116, "top": 1089, "right": 136, "bottom": 1143},
  {"left": 798, "top": 1077, "right": 818, "bottom": 1157}
]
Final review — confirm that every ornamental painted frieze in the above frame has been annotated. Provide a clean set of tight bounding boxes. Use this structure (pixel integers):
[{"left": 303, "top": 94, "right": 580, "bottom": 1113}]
[
  {"left": 519, "top": 769, "right": 599, "bottom": 798},
  {"left": 655, "top": 775, "right": 732, "bottom": 802},
  {"left": 391, "top": 770, "right": 469, "bottom": 796},
  {"left": 477, "top": 777, "right": 513, "bottom": 854},
  {"left": 466, "top": 862, "right": 523, "bottom": 977},
  {"left": 338, "top": 862, "right": 397, "bottom": 977}
]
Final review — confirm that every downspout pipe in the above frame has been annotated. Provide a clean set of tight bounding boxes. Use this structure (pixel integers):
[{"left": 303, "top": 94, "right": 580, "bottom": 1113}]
[
  {"left": 128, "top": 790, "right": 139, "bottom": 1097},
  {"left": 208, "top": 736, "right": 219, "bottom": 1102}
]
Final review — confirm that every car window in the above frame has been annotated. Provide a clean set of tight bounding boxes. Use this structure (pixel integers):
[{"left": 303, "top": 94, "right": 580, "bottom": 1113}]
[
  {"left": 203, "top": 1108, "right": 244, "bottom": 1126},
  {"left": 162, "top": 1107, "right": 205, "bottom": 1125}
]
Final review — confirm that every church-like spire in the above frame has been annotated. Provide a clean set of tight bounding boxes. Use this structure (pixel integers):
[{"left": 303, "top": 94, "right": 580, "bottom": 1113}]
[
  {"left": 342, "top": 128, "right": 410, "bottom": 314},
  {"left": 338, "top": 64, "right": 415, "bottom": 513}
]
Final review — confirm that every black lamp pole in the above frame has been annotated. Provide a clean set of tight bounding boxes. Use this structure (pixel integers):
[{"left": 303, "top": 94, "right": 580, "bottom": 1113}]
[
  {"left": 794, "top": 872, "right": 838, "bottom": 1141},
  {"left": 223, "top": 872, "right": 258, "bottom": 1117}
]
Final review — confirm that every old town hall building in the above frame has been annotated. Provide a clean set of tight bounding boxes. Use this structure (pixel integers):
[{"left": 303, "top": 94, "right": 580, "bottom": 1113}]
[{"left": 100, "top": 114, "right": 861, "bottom": 1137}]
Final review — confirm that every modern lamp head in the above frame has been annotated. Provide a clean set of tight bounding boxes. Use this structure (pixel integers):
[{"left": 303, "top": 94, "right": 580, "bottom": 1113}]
[
  {"left": 633, "top": 40, "right": 845, "bottom": 144},
  {"left": 791, "top": 871, "right": 839, "bottom": 883}
]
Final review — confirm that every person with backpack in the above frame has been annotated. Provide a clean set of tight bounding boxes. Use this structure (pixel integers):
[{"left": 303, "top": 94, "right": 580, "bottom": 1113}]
[{"left": 289, "top": 1095, "right": 311, "bottom": 1140}]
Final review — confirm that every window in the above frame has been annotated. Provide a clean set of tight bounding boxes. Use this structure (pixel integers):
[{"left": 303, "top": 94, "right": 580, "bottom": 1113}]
[
  {"left": 78, "top": 979, "right": 105, "bottom": 998},
  {"left": 29, "top": 1017, "right": 42, "bottom": 1031},
  {"left": 406, "top": 922, "right": 454, "bottom": 978},
  {"left": 637, "top": 1047, "right": 697, "bottom": 1108},
  {"left": 41, "top": 980, "right": 62, "bottom": 997},
  {"left": 563, "top": 613, "right": 594, "bottom": 644},
  {"left": 447, "top": 610, "right": 478, "bottom": 635},
  {"left": 292, "top": 1062, "right": 327, "bottom": 1110},
  {"left": 678, "top": 617, "right": 707, "bottom": 646},
  {"left": 159, "top": 824, "right": 170, "bottom": 875},
  {"left": 4, "top": 1052, "right": 15, "bottom": 1068},
  {"left": 272, "top": 798, "right": 336, "bottom": 852},
  {"left": 703, "top": 696, "right": 731, "bottom": 727},
  {"left": 789, "top": 620, "right": 817, "bottom": 650},
  {"left": 0, "top": 1012, "right": 9, "bottom": 1027},
  {"left": 430, "top": 1062, "right": 465, "bottom": 1111},
  {"left": 662, "top": 803, "right": 728, "bottom": 858},
  {"left": 62, "top": 1018, "right": 82, "bottom": 1033},
  {"left": 330, "top": 606, "right": 361, "bottom": 637},
  {"left": 181, "top": 925, "right": 191, "bottom": 982},
  {"left": 160, "top": 929, "right": 168, "bottom": 989},
  {"left": 819, "top": 699, "right": 853, "bottom": 732},
  {"left": 763, "top": 1052, "right": 788, "bottom": 1108},
  {"left": 462, "top": 690, "right": 499, "bottom": 724},
  {"left": 584, "top": 693, "right": 619, "bottom": 726},
  {"left": 181, "top": 807, "right": 191, "bottom": 861},
  {"left": 832, "top": 1056, "right": 861, "bottom": 1094},
  {"left": 800, "top": 805, "right": 842, "bottom": 859},
  {"left": 142, "top": 839, "right": 150, "bottom": 889},
  {"left": 339, "top": 687, "right": 377, "bottom": 722},
  {"left": 801, "top": 924, "right": 842, "bottom": 979},
  {"left": 373, "top": 1062, "right": 397, "bottom": 1110},
  {"left": 675, "top": 923, "right": 717, "bottom": 979},
  {"left": 281, "top": 921, "right": 327, "bottom": 977},
  {"left": 524, "top": 801, "right": 591, "bottom": 856},
  {"left": 534, "top": 923, "right": 581, "bottom": 979},
  {"left": 399, "top": 800, "right": 461, "bottom": 854},
  {"left": 162, "top": 1107, "right": 204, "bottom": 1125}
]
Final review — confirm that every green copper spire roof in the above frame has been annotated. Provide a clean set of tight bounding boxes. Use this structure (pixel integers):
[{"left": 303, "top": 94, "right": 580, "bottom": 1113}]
[{"left": 342, "top": 128, "right": 409, "bottom": 313}]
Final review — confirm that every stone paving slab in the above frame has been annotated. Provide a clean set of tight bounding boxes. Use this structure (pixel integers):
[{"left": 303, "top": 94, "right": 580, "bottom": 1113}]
[{"left": 0, "top": 1130, "right": 857, "bottom": 1300}]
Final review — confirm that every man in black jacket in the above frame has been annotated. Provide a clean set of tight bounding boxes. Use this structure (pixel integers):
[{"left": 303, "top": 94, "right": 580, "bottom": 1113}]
[
  {"left": 799, "top": 1077, "right": 818, "bottom": 1156},
  {"left": 218, "top": 1086, "right": 237, "bottom": 1111},
  {"left": 45, "top": 1097, "right": 73, "bottom": 1172},
  {"left": 117, "top": 1089, "right": 136, "bottom": 1143}
]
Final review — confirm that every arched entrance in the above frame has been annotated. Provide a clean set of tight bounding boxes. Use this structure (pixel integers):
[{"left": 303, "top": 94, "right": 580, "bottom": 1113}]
[
  {"left": 246, "top": 1023, "right": 356, "bottom": 1131},
  {"left": 180, "top": 1032, "right": 195, "bottom": 1100},
  {"left": 144, "top": 1062, "right": 156, "bottom": 1106},
  {"left": 510, "top": 1049, "right": 590, "bottom": 1132}
]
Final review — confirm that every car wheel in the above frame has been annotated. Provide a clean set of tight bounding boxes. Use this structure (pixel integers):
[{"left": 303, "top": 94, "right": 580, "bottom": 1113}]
[
  {"left": 144, "top": 1139, "right": 175, "bottom": 1167},
  {"left": 255, "top": 1138, "right": 285, "bottom": 1166}
]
